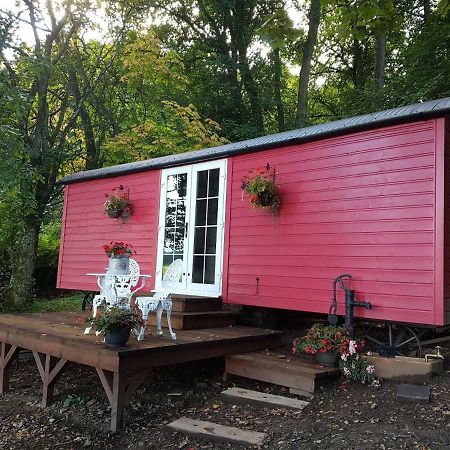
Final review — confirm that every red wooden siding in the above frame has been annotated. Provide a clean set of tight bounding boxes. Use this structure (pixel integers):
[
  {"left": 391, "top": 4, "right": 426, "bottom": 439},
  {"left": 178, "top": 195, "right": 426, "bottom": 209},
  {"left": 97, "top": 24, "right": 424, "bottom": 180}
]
[
  {"left": 57, "top": 171, "right": 160, "bottom": 292},
  {"left": 444, "top": 117, "right": 450, "bottom": 324},
  {"left": 223, "top": 119, "right": 444, "bottom": 325}
]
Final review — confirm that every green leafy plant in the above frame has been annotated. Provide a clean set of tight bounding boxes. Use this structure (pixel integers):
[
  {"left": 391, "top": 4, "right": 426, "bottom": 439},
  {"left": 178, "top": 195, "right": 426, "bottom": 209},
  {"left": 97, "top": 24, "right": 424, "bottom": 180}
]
[
  {"left": 103, "top": 185, "right": 132, "bottom": 218},
  {"left": 85, "top": 306, "right": 143, "bottom": 334},
  {"left": 241, "top": 164, "right": 280, "bottom": 214},
  {"left": 292, "top": 323, "right": 348, "bottom": 355},
  {"left": 293, "top": 323, "right": 376, "bottom": 384},
  {"left": 62, "top": 394, "right": 89, "bottom": 408},
  {"left": 339, "top": 339, "right": 375, "bottom": 383}
]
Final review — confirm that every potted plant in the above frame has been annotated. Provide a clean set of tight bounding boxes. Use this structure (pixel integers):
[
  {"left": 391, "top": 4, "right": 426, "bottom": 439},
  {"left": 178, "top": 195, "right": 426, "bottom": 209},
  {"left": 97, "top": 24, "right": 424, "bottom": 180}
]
[
  {"left": 292, "top": 323, "right": 348, "bottom": 367},
  {"left": 103, "top": 241, "right": 135, "bottom": 275},
  {"left": 104, "top": 185, "right": 132, "bottom": 219},
  {"left": 241, "top": 163, "right": 280, "bottom": 215},
  {"left": 339, "top": 338, "right": 376, "bottom": 384},
  {"left": 85, "top": 306, "right": 143, "bottom": 347}
]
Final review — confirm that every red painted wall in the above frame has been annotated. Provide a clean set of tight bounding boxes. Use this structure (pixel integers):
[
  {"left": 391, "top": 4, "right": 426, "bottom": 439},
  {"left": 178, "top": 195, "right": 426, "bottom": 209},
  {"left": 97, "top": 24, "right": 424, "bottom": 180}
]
[
  {"left": 58, "top": 118, "right": 447, "bottom": 326},
  {"left": 444, "top": 117, "right": 450, "bottom": 324},
  {"left": 223, "top": 119, "right": 444, "bottom": 326},
  {"left": 57, "top": 171, "right": 160, "bottom": 292}
]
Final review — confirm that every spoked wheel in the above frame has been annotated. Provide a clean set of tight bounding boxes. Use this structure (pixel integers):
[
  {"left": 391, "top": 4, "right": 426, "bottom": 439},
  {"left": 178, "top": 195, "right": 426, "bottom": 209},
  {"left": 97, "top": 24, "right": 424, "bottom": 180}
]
[
  {"left": 364, "top": 323, "right": 422, "bottom": 357},
  {"left": 82, "top": 291, "right": 95, "bottom": 311}
]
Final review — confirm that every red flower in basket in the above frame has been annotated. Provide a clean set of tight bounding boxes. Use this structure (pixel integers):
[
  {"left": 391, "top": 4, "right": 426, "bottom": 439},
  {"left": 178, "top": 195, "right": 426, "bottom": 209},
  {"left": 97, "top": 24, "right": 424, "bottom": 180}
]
[
  {"left": 102, "top": 241, "right": 135, "bottom": 257},
  {"left": 104, "top": 185, "right": 132, "bottom": 219},
  {"left": 241, "top": 164, "right": 280, "bottom": 215}
]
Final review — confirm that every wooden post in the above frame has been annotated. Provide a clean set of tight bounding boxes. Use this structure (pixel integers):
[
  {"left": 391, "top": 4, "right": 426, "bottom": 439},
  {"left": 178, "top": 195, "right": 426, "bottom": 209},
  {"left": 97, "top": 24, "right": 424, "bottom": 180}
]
[
  {"left": 96, "top": 368, "right": 150, "bottom": 432},
  {"left": 0, "top": 342, "right": 20, "bottom": 394},
  {"left": 32, "top": 352, "right": 68, "bottom": 407}
]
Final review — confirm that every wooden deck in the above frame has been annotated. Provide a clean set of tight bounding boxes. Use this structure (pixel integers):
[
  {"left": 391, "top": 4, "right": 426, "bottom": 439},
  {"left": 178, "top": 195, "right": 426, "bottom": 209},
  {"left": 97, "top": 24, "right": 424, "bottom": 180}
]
[{"left": 0, "top": 312, "right": 281, "bottom": 431}]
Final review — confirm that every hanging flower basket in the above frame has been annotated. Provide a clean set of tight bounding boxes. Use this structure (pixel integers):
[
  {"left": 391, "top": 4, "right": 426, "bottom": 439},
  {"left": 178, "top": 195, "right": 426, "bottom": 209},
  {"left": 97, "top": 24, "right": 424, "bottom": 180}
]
[
  {"left": 241, "top": 164, "right": 280, "bottom": 215},
  {"left": 103, "top": 185, "right": 132, "bottom": 219}
]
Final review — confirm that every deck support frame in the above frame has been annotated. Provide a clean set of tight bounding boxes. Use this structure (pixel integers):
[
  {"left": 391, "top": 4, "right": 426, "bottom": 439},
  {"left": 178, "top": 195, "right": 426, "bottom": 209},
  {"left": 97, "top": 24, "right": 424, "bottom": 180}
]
[
  {"left": 0, "top": 342, "right": 20, "bottom": 394},
  {"left": 0, "top": 312, "right": 281, "bottom": 431},
  {"left": 32, "top": 352, "right": 69, "bottom": 407},
  {"left": 96, "top": 368, "right": 151, "bottom": 431}
]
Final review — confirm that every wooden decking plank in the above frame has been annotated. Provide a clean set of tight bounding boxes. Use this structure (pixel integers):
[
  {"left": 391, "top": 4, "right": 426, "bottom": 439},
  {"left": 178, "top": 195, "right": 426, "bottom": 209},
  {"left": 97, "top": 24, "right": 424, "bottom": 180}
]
[
  {"left": 0, "top": 311, "right": 283, "bottom": 432},
  {"left": 0, "top": 312, "right": 281, "bottom": 373},
  {"left": 167, "top": 417, "right": 266, "bottom": 446},
  {"left": 120, "top": 334, "right": 282, "bottom": 371},
  {"left": 221, "top": 387, "right": 309, "bottom": 410},
  {"left": 228, "top": 352, "right": 338, "bottom": 376},
  {"left": 225, "top": 350, "right": 339, "bottom": 396}
]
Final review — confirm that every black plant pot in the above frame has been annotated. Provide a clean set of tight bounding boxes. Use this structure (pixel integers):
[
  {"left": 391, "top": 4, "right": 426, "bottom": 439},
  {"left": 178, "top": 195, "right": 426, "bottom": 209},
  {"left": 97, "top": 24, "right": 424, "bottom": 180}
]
[
  {"left": 107, "top": 208, "right": 122, "bottom": 219},
  {"left": 105, "top": 327, "right": 131, "bottom": 347},
  {"left": 315, "top": 351, "right": 338, "bottom": 367},
  {"left": 256, "top": 191, "right": 274, "bottom": 207}
]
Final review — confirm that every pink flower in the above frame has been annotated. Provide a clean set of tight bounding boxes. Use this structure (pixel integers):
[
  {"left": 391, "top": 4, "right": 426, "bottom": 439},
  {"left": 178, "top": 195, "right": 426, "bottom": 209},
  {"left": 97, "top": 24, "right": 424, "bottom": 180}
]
[{"left": 349, "top": 340, "right": 358, "bottom": 355}]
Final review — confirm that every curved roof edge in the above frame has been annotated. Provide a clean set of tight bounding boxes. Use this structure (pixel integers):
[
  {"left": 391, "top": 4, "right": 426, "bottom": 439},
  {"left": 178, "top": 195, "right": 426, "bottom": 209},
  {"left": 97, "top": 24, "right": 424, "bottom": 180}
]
[{"left": 59, "top": 97, "right": 450, "bottom": 185}]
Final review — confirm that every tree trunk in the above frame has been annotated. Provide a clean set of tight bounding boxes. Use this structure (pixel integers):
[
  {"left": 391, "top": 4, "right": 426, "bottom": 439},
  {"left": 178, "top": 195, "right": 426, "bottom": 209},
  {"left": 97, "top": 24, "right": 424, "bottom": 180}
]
[
  {"left": 223, "top": 9, "right": 244, "bottom": 123},
  {"left": 423, "top": 0, "right": 431, "bottom": 23},
  {"left": 231, "top": 0, "right": 264, "bottom": 133},
  {"left": 374, "top": 31, "right": 386, "bottom": 89},
  {"left": 273, "top": 48, "right": 285, "bottom": 132},
  {"left": 68, "top": 68, "right": 99, "bottom": 170},
  {"left": 295, "top": 0, "right": 321, "bottom": 128},
  {"left": 351, "top": 38, "right": 364, "bottom": 89},
  {"left": 238, "top": 50, "right": 264, "bottom": 132},
  {"left": 6, "top": 219, "right": 40, "bottom": 308}
]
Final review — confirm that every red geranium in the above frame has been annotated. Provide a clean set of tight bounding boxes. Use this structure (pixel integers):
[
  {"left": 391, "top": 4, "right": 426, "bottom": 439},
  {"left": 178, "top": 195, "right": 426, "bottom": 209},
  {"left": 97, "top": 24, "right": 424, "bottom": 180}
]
[{"left": 102, "top": 241, "right": 135, "bottom": 257}]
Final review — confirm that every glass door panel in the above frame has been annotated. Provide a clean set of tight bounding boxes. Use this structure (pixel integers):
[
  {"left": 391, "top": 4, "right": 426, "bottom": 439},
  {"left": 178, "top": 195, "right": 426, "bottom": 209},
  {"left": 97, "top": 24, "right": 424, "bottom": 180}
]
[
  {"left": 162, "top": 173, "right": 187, "bottom": 276},
  {"left": 156, "top": 170, "right": 190, "bottom": 287},
  {"left": 191, "top": 168, "right": 219, "bottom": 284}
]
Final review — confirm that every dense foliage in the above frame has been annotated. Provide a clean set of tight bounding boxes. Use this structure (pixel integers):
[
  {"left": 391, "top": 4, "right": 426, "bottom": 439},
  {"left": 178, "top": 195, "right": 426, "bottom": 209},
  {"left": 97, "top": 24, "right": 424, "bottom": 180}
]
[{"left": 0, "top": 0, "right": 448, "bottom": 306}]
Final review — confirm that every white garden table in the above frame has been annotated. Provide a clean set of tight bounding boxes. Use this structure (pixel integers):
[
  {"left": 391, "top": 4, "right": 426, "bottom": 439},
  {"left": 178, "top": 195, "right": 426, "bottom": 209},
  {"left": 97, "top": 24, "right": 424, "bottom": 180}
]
[{"left": 84, "top": 265, "right": 151, "bottom": 335}]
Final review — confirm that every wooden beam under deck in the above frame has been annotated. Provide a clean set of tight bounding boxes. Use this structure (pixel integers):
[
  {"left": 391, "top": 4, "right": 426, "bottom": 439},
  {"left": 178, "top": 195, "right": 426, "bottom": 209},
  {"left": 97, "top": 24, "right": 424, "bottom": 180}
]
[{"left": 0, "top": 311, "right": 281, "bottom": 431}]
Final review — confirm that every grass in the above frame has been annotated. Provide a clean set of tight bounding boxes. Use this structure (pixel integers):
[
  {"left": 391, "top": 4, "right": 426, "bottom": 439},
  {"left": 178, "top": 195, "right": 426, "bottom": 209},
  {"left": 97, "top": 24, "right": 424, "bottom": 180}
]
[{"left": 0, "top": 292, "right": 84, "bottom": 314}]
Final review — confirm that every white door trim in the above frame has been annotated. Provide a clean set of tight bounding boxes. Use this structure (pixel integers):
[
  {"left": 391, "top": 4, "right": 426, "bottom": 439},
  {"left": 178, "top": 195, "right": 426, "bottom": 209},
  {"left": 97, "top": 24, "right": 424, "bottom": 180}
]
[{"left": 155, "top": 159, "right": 227, "bottom": 296}]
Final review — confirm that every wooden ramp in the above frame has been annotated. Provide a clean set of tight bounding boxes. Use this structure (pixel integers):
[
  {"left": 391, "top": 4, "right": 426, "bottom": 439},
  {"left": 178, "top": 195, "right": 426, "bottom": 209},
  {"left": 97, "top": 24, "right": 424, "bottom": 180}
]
[
  {"left": 225, "top": 350, "right": 339, "bottom": 397},
  {"left": 0, "top": 312, "right": 281, "bottom": 431}
]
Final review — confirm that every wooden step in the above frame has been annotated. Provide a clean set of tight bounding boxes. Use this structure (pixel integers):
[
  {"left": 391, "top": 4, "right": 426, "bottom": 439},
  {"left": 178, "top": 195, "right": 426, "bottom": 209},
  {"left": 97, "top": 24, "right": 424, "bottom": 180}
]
[
  {"left": 148, "top": 310, "right": 238, "bottom": 330},
  {"left": 170, "top": 295, "right": 222, "bottom": 313},
  {"left": 225, "top": 350, "right": 339, "bottom": 397},
  {"left": 221, "top": 387, "right": 309, "bottom": 410},
  {"left": 167, "top": 417, "right": 266, "bottom": 446}
]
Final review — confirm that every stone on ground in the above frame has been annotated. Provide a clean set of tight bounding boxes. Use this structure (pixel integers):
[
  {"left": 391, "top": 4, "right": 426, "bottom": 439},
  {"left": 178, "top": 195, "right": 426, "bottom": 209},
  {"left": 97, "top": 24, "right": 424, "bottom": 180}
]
[{"left": 396, "top": 384, "right": 431, "bottom": 404}]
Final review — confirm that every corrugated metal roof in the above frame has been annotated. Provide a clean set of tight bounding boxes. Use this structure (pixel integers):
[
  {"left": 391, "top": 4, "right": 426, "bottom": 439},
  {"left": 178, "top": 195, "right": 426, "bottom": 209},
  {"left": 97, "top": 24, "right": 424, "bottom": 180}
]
[{"left": 59, "top": 97, "right": 450, "bottom": 184}]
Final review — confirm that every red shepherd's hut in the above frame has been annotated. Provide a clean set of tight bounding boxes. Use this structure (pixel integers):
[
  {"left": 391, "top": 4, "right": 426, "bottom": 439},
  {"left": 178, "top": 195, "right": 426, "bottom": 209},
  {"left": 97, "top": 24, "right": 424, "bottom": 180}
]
[{"left": 57, "top": 98, "right": 450, "bottom": 327}]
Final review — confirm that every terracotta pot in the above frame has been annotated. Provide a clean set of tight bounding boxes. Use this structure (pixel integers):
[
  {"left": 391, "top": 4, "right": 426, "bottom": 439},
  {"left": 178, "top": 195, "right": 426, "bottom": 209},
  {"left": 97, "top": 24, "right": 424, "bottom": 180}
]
[
  {"left": 315, "top": 351, "right": 338, "bottom": 367},
  {"left": 105, "top": 327, "right": 131, "bottom": 347}
]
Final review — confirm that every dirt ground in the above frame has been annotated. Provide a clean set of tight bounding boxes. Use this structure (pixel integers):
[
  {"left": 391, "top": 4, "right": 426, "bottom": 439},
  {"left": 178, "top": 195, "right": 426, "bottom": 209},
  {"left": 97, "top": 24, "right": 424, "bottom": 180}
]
[{"left": 1, "top": 350, "right": 450, "bottom": 450}]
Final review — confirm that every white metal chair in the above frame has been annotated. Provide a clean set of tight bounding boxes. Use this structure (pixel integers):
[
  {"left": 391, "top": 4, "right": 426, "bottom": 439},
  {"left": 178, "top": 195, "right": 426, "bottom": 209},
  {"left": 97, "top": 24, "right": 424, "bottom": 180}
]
[
  {"left": 135, "top": 259, "right": 183, "bottom": 341},
  {"left": 84, "top": 258, "right": 145, "bottom": 335}
]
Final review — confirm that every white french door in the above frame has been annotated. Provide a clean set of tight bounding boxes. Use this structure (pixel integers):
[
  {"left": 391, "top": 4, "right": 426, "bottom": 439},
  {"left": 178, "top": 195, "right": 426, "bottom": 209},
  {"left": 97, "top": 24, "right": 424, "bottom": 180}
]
[{"left": 155, "top": 159, "right": 227, "bottom": 296}]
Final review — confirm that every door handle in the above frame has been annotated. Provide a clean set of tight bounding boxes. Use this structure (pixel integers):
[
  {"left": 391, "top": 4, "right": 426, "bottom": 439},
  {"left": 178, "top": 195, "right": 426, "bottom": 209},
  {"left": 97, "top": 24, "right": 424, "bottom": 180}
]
[{"left": 185, "top": 222, "right": 189, "bottom": 238}]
